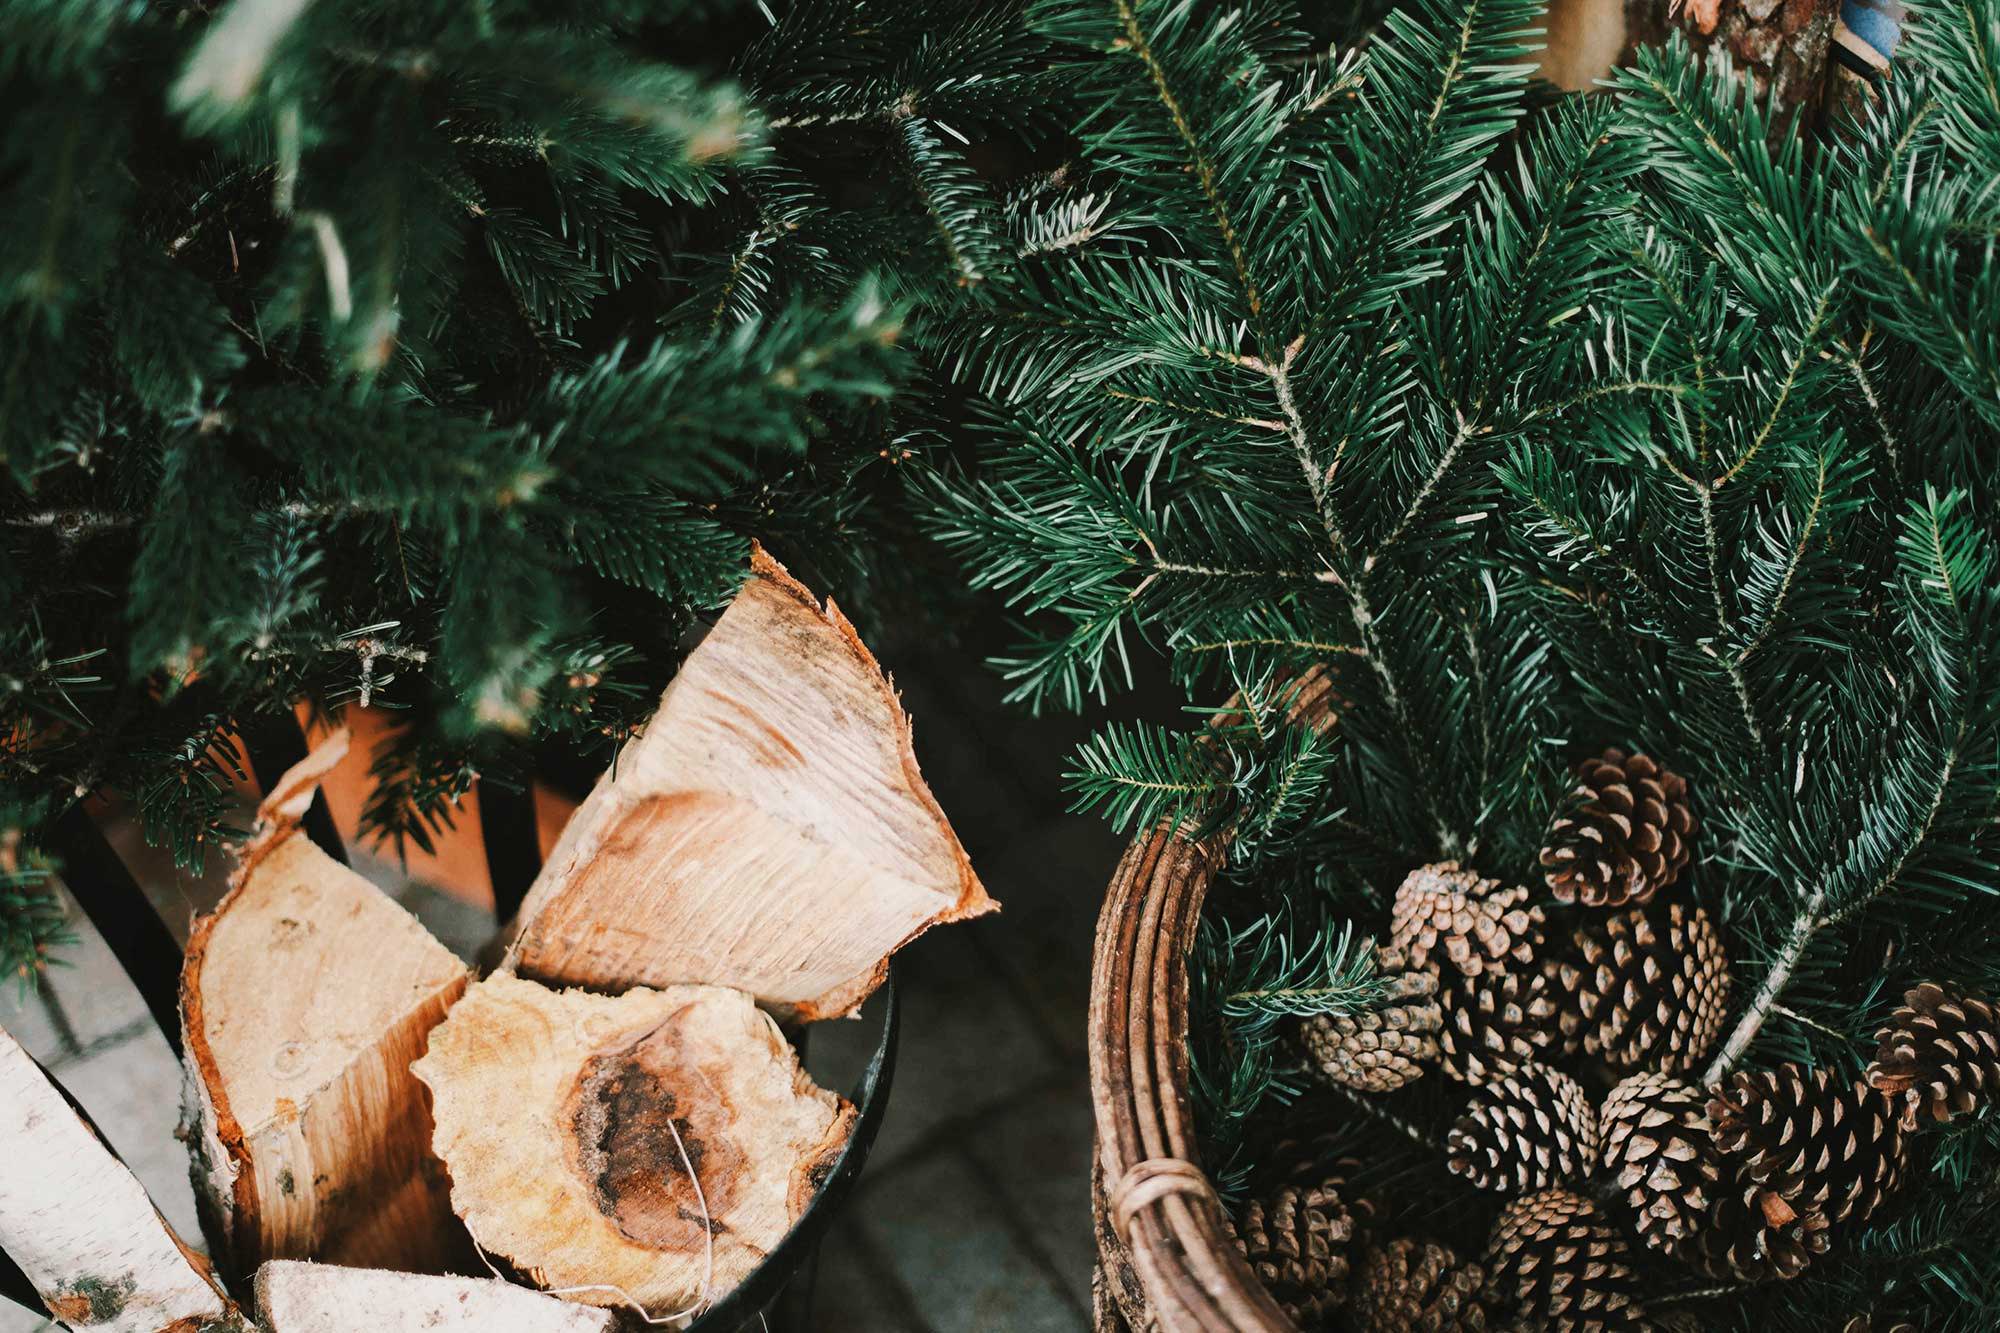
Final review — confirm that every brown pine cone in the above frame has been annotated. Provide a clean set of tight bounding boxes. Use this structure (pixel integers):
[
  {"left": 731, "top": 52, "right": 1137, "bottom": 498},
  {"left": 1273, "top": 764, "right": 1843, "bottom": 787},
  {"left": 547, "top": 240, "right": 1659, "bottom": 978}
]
[
  {"left": 1231, "top": 1174, "right": 1358, "bottom": 1327},
  {"left": 1437, "top": 963, "right": 1562, "bottom": 1085},
  {"left": 1600, "top": 1072, "right": 1721, "bottom": 1255},
  {"left": 1709, "top": 1065, "right": 1909, "bottom": 1227},
  {"left": 1549, "top": 901, "right": 1730, "bottom": 1074},
  {"left": 1389, "top": 862, "right": 1544, "bottom": 981},
  {"left": 1867, "top": 981, "right": 2000, "bottom": 1130},
  {"left": 1446, "top": 1065, "right": 1599, "bottom": 1193},
  {"left": 1350, "top": 1238, "right": 1495, "bottom": 1331},
  {"left": 1685, "top": 1171, "right": 1830, "bottom": 1281},
  {"left": 1484, "top": 1189, "right": 1649, "bottom": 1328},
  {"left": 1540, "top": 749, "right": 1694, "bottom": 907},
  {"left": 1299, "top": 945, "right": 1442, "bottom": 1093}
]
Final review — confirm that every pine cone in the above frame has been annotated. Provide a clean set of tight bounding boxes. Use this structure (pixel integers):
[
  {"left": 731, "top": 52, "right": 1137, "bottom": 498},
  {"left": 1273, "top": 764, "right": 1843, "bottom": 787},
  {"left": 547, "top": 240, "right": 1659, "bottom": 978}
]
[
  {"left": 1600, "top": 1072, "right": 1721, "bottom": 1255},
  {"left": 1549, "top": 901, "right": 1730, "bottom": 1074},
  {"left": 1231, "top": 1174, "right": 1358, "bottom": 1326},
  {"left": 1709, "top": 1065, "right": 1909, "bottom": 1227},
  {"left": 1867, "top": 981, "right": 2000, "bottom": 1130},
  {"left": 1484, "top": 1189, "right": 1649, "bottom": 1329},
  {"left": 1685, "top": 1171, "right": 1829, "bottom": 1281},
  {"left": 1300, "top": 945, "right": 1442, "bottom": 1093},
  {"left": 1438, "top": 962, "right": 1562, "bottom": 1085},
  {"left": 1446, "top": 1065, "right": 1599, "bottom": 1193},
  {"left": 1350, "top": 1238, "right": 1495, "bottom": 1332},
  {"left": 1390, "top": 862, "right": 1544, "bottom": 981},
  {"left": 1540, "top": 749, "right": 1694, "bottom": 907}
]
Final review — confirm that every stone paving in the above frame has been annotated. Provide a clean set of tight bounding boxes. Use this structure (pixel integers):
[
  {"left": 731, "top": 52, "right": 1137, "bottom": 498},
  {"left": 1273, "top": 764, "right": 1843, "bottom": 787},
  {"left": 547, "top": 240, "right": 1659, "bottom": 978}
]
[{"left": 0, "top": 645, "right": 1115, "bottom": 1333}]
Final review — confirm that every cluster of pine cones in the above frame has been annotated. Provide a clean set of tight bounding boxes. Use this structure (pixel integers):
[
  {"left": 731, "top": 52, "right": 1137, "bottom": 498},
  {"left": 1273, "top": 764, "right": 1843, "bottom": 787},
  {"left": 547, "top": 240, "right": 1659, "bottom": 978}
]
[{"left": 1235, "top": 749, "right": 2000, "bottom": 1330}]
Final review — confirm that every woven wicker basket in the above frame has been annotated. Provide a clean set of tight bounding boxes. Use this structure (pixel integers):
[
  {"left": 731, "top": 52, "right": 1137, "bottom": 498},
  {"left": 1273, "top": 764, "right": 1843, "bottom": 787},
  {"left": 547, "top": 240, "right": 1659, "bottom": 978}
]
[{"left": 1087, "top": 671, "right": 1335, "bottom": 1333}]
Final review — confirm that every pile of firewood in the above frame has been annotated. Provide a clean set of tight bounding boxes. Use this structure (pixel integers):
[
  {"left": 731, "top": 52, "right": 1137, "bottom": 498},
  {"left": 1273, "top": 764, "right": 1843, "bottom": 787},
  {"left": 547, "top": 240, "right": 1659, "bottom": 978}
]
[{"left": 0, "top": 549, "right": 992, "bottom": 1332}]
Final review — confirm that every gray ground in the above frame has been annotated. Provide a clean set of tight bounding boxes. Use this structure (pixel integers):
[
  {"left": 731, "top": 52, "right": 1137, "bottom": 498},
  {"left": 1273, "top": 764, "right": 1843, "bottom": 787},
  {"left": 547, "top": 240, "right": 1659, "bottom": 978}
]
[{"left": 0, "top": 649, "right": 1115, "bottom": 1333}]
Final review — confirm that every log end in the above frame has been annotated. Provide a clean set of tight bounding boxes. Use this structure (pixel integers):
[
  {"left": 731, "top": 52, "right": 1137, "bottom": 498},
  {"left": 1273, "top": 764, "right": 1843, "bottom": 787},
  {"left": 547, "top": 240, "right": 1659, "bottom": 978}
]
[{"left": 414, "top": 972, "right": 853, "bottom": 1319}]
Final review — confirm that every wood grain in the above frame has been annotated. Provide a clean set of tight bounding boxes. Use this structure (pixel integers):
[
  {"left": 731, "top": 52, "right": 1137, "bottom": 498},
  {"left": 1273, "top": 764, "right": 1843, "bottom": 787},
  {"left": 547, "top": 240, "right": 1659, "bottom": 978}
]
[
  {"left": 180, "top": 729, "right": 470, "bottom": 1278},
  {"left": 413, "top": 972, "right": 854, "bottom": 1321},
  {"left": 508, "top": 544, "right": 994, "bottom": 1022}
]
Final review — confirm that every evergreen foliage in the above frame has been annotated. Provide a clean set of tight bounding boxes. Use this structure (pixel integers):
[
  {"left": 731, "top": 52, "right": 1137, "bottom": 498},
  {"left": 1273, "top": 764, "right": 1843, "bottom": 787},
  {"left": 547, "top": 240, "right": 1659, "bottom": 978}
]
[
  {"left": 917, "top": 0, "right": 2000, "bottom": 1325},
  {"left": 0, "top": 0, "right": 1064, "bottom": 943},
  {"left": 3, "top": 0, "right": 1999, "bottom": 1319}
]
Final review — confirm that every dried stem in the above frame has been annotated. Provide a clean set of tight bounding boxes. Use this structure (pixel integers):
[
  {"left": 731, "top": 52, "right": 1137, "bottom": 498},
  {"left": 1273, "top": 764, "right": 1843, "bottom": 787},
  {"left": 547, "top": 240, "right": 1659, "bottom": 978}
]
[{"left": 1702, "top": 887, "right": 1826, "bottom": 1083}]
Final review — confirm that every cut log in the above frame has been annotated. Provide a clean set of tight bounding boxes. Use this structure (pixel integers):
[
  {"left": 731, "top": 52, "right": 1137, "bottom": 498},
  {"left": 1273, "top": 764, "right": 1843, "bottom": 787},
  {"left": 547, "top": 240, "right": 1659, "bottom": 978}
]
[
  {"left": 180, "top": 729, "right": 471, "bottom": 1277},
  {"left": 0, "top": 1025, "right": 241, "bottom": 1332},
  {"left": 507, "top": 544, "right": 994, "bottom": 1022},
  {"left": 412, "top": 972, "right": 855, "bottom": 1321},
  {"left": 254, "top": 1260, "right": 615, "bottom": 1332}
]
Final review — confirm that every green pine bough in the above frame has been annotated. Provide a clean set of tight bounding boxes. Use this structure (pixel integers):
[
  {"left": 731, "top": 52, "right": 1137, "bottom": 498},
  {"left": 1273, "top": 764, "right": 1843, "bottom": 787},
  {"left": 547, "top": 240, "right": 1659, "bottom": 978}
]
[
  {"left": 919, "top": 0, "right": 2000, "bottom": 1326},
  {"left": 0, "top": 0, "right": 1069, "bottom": 963},
  {"left": 2, "top": 0, "right": 1997, "bottom": 1319}
]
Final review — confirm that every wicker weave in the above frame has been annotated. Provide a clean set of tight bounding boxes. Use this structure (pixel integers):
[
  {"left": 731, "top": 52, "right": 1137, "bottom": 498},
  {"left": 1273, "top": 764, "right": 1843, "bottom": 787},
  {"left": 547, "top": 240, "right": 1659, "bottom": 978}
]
[{"left": 1088, "top": 669, "right": 1337, "bottom": 1332}]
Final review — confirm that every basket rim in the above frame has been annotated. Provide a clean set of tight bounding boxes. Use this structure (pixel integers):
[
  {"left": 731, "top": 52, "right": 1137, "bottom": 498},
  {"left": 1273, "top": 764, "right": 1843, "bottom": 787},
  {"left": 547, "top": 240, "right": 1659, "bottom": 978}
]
[{"left": 1087, "top": 670, "right": 1337, "bottom": 1333}]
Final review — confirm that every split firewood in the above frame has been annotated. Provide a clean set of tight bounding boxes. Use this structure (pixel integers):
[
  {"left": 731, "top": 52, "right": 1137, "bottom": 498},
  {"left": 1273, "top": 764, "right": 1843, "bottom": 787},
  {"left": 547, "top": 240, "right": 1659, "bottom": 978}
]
[
  {"left": 180, "top": 730, "right": 470, "bottom": 1277},
  {"left": 412, "top": 972, "right": 855, "bottom": 1321},
  {"left": 0, "top": 1025, "right": 242, "bottom": 1333},
  {"left": 507, "top": 544, "right": 994, "bottom": 1022},
  {"left": 254, "top": 1260, "right": 616, "bottom": 1332}
]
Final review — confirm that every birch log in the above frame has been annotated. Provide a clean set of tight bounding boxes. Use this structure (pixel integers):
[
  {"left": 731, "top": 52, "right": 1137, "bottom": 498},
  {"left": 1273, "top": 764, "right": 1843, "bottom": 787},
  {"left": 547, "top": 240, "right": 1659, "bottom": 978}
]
[
  {"left": 507, "top": 544, "right": 994, "bottom": 1022},
  {"left": 254, "top": 1261, "right": 615, "bottom": 1332},
  {"left": 413, "top": 972, "right": 854, "bottom": 1321},
  {"left": 0, "top": 1026, "right": 241, "bottom": 1332},
  {"left": 180, "top": 730, "right": 470, "bottom": 1277}
]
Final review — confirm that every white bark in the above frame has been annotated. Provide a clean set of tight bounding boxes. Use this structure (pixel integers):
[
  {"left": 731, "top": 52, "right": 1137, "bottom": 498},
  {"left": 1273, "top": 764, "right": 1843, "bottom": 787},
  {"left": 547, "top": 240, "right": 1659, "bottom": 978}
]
[
  {"left": 254, "top": 1260, "right": 615, "bottom": 1332},
  {"left": 0, "top": 1025, "right": 238, "bottom": 1332}
]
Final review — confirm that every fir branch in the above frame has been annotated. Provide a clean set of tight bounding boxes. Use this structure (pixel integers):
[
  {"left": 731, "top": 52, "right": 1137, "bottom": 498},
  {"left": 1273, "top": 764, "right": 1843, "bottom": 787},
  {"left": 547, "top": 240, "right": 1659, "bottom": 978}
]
[
  {"left": 1217, "top": 918, "right": 1385, "bottom": 1038},
  {"left": 1837, "top": 338, "right": 1903, "bottom": 476},
  {"left": 1107, "top": 0, "right": 1264, "bottom": 327},
  {"left": 1712, "top": 288, "right": 1836, "bottom": 488},
  {"left": 1733, "top": 448, "right": 1832, "bottom": 669}
]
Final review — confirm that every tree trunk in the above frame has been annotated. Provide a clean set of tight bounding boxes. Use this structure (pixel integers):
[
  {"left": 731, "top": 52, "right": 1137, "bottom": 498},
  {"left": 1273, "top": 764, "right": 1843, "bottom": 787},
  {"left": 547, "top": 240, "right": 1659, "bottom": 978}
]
[
  {"left": 506, "top": 543, "right": 994, "bottom": 1023},
  {"left": 0, "top": 1026, "right": 243, "bottom": 1332},
  {"left": 179, "top": 731, "right": 471, "bottom": 1280},
  {"left": 1626, "top": 0, "right": 1836, "bottom": 119},
  {"left": 253, "top": 1260, "right": 614, "bottom": 1332},
  {"left": 411, "top": 972, "right": 854, "bottom": 1324}
]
